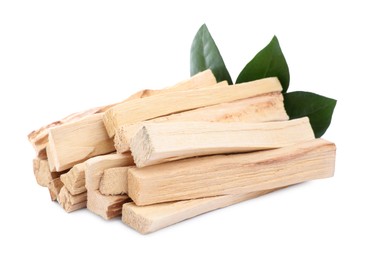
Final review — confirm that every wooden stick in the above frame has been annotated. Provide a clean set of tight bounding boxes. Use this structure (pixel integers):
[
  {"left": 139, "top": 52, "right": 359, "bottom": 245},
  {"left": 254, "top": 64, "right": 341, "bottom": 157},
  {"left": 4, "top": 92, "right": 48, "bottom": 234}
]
[
  {"left": 28, "top": 70, "right": 216, "bottom": 158},
  {"left": 115, "top": 92, "right": 289, "bottom": 154},
  {"left": 85, "top": 153, "right": 134, "bottom": 219},
  {"left": 28, "top": 107, "right": 106, "bottom": 159},
  {"left": 85, "top": 153, "right": 134, "bottom": 191},
  {"left": 87, "top": 190, "right": 130, "bottom": 220},
  {"left": 60, "top": 162, "right": 86, "bottom": 195},
  {"left": 47, "top": 113, "right": 115, "bottom": 172},
  {"left": 104, "top": 77, "right": 281, "bottom": 137},
  {"left": 123, "top": 69, "right": 216, "bottom": 100},
  {"left": 48, "top": 178, "right": 64, "bottom": 201},
  {"left": 128, "top": 139, "right": 336, "bottom": 206},
  {"left": 130, "top": 117, "right": 314, "bottom": 167},
  {"left": 58, "top": 187, "right": 87, "bottom": 213},
  {"left": 123, "top": 188, "right": 279, "bottom": 234},
  {"left": 99, "top": 167, "right": 131, "bottom": 196},
  {"left": 33, "top": 158, "right": 63, "bottom": 187}
]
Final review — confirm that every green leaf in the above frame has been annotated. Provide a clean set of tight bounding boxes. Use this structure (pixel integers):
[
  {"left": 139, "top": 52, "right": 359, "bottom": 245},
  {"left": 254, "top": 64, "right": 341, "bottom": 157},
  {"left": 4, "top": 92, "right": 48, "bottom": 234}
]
[
  {"left": 284, "top": 91, "right": 337, "bottom": 138},
  {"left": 236, "top": 36, "right": 290, "bottom": 92},
  {"left": 190, "top": 24, "right": 233, "bottom": 84}
]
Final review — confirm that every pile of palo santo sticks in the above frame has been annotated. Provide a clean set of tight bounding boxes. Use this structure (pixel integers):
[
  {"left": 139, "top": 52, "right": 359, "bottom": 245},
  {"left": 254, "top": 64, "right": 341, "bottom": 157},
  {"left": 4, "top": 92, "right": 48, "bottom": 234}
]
[{"left": 28, "top": 70, "right": 336, "bottom": 234}]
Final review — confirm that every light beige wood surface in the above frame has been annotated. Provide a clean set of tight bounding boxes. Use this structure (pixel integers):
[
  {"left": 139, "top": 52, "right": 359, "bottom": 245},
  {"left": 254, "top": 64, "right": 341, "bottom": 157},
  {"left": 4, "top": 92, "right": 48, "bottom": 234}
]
[
  {"left": 128, "top": 139, "right": 336, "bottom": 206},
  {"left": 28, "top": 107, "right": 105, "bottom": 159},
  {"left": 28, "top": 70, "right": 215, "bottom": 159},
  {"left": 48, "top": 178, "right": 64, "bottom": 201},
  {"left": 104, "top": 77, "right": 282, "bottom": 137},
  {"left": 47, "top": 113, "right": 115, "bottom": 172},
  {"left": 58, "top": 187, "right": 87, "bottom": 213},
  {"left": 85, "top": 153, "right": 134, "bottom": 191},
  {"left": 60, "top": 162, "right": 86, "bottom": 195},
  {"left": 85, "top": 153, "right": 134, "bottom": 219},
  {"left": 115, "top": 92, "right": 289, "bottom": 153},
  {"left": 87, "top": 190, "right": 130, "bottom": 220},
  {"left": 130, "top": 117, "right": 314, "bottom": 167},
  {"left": 123, "top": 188, "right": 278, "bottom": 234},
  {"left": 99, "top": 167, "right": 131, "bottom": 195},
  {"left": 33, "top": 158, "right": 63, "bottom": 187}
]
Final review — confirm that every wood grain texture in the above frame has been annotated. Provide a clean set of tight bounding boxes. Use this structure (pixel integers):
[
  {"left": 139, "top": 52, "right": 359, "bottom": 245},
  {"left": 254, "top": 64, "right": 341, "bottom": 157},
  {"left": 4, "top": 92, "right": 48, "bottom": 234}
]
[
  {"left": 123, "top": 188, "right": 278, "bottom": 234},
  {"left": 33, "top": 158, "right": 63, "bottom": 187},
  {"left": 48, "top": 178, "right": 64, "bottom": 201},
  {"left": 130, "top": 117, "right": 314, "bottom": 167},
  {"left": 85, "top": 153, "right": 134, "bottom": 219},
  {"left": 87, "top": 190, "right": 130, "bottom": 220},
  {"left": 114, "top": 92, "right": 289, "bottom": 154},
  {"left": 85, "top": 153, "right": 134, "bottom": 191},
  {"left": 28, "top": 70, "right": 215, "bottom": 158},
  {"left": 104, "top": 77, "right": 282, "bottom": 137},
  {"left": 47, "top": 113, "right": 115, "bottom": 171},
  {"left": 60, "top": 162, "right": 86, "bottom": 195},
  {"left": 99, "top": 167, "right": 131, "bottom": 195},
  {"left": 128, "top": 139, "right": 336, "bottom": 206},
  {"left": 58, "top": 186, "right": 87, "bottom": 213}
]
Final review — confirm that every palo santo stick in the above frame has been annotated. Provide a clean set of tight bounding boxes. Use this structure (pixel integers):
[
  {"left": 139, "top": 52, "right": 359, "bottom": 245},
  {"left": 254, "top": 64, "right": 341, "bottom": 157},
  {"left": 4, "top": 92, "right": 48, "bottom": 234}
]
[
  {"left": 124, "top": 69, "right": 217, "bottom": 100},
  {"left": 33, "top": 158, "right": 63, "bottom": 187},
  {"left": 115, "top": 92, "right": 289, "bottom": 153},
  {"left": 104, "top": 77, "right": 281, "bottom": 137},
  {"left": 128, "top": 139, "right": 336, "bottom": 206},
  {"left": 47, "top": 113, "right": 115, "bottom": 172},
  {"left": 123, "top": 188, "right": 278, "bottom": 234},
  {"left": 130, "top": 117, "right": 314, "bottom": 167},
  {"left": 28, "top": 70, "right": 216, "bottom": 158},
  {"left": 48, "top": 178, "right": 64, "bottom": 201},
  {"left": 85, "top": 153, "right": 134, "bottom": 191},
  {"left": 87, "top": 190, "right": 130, "bottom": 220},
  {"left": 60, "top": 163, "right": 86, "bottom": 195},
  {"left": 58, "top": 187, "right": 87, "bottom": 213},
  {"left": 28, "top": 107, "right": 105, "bottom": 159},
  {"left": 85, "top": 153, "right": 134, "bottom": 219},
  {"left": 99, "top": 167, "right": 131, "bottom": 195}
]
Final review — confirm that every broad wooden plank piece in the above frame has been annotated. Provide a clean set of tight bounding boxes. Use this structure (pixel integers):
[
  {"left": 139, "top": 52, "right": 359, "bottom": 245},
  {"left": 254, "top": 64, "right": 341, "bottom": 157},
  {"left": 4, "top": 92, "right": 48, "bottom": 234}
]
[
  {"left": 60, "top": 163, "right": 86, "bottom": 195},
  {"left": 58, "top": 187, "right": 87, "bottom": 213},
  {"left": 130, "top": 117, "right": 314, "bottom": 167},
  {"left": 104, "top": 77, "right": 281, "bottom": 137},
  {"left": 128, "top": 139, "right": 336, "bottom": 206},
  {"left": 99, "top": 167, "right": 131, "bottom": 195},
  {"left": 115, "top": 92, "right": 289, "bottom": 153},
  {"left": 123, "top": 188, "right": 278, "bottom": 234}
]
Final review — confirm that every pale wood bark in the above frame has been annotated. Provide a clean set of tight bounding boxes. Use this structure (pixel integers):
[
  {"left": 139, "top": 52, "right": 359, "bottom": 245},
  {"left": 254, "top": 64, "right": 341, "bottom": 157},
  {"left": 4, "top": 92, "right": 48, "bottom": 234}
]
[
  {"left": 130, "top": 117, "right": 314, "bottom": 167},
  {"left": 128, "top": 139, "right": 336, "bottom": 206},
  {"left": 104, "top": 77, "right": 281, "bottom": 137},
  {"left": 114, "top": 92, "right": 289, "bottom": 154},
  {"left": 123, "top": 188, "right": 278, "bottom": 234},
  {"left": 58, "top": 186, "right": 87, "bottom": 213},
  {"left": 99, "top": 167, "right": 131, "bottom": 195},
  {"left": 60, "top": 162, "right": 86, "bottom": 195}
]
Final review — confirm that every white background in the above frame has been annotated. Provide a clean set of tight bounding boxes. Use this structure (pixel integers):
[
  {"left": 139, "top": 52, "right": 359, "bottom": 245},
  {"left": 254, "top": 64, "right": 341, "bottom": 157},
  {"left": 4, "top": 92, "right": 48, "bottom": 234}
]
[{"left": 1, "top": 1, "right": 366, "bottom": 259}]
